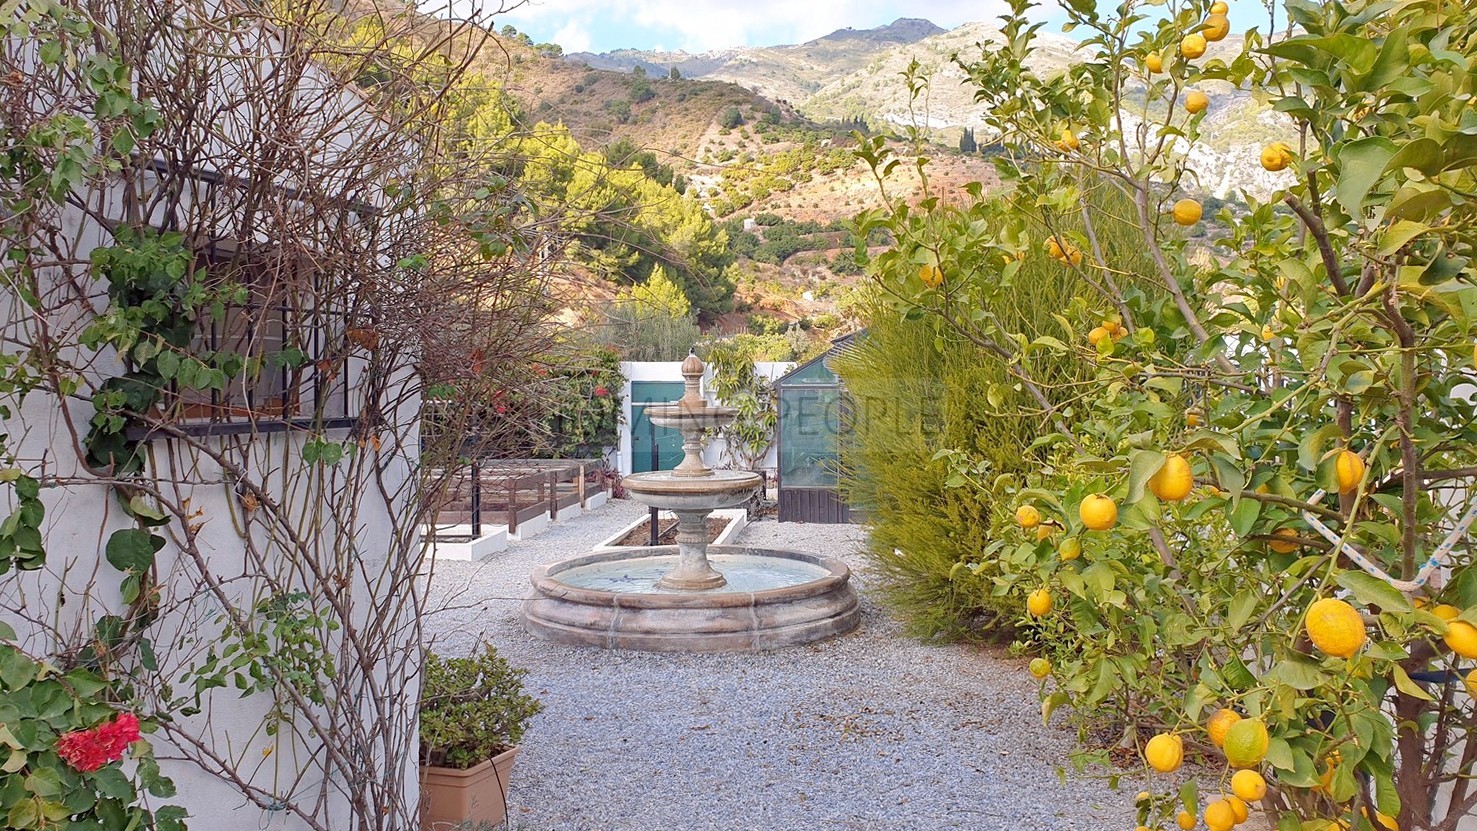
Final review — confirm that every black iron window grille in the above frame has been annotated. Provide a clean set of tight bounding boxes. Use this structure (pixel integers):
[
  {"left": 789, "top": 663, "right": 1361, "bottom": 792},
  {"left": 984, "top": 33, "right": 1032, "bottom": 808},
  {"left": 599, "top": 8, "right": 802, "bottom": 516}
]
[{"left": 167, "top": 239, "right": 357, "bottom": 436}]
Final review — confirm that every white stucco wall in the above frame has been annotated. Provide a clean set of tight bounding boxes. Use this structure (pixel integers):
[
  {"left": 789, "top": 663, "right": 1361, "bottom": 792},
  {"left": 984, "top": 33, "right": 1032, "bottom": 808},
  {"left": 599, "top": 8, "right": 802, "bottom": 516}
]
[{"left": 0, "top": 6, "right": 427, "bottom": 828}]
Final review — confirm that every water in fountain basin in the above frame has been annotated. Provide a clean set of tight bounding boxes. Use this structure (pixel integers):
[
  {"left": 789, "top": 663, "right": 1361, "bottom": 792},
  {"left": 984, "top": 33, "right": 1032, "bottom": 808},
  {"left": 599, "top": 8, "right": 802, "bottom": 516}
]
[{"left": 556, "top": 552, "right": 830, "bottom": 594}]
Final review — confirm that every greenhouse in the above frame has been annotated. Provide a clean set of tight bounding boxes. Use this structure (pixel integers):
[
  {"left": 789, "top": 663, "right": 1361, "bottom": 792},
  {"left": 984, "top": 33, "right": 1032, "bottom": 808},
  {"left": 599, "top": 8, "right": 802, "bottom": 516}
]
[{"left": 774, "top": 334, "right": 858, "bottom": 523}]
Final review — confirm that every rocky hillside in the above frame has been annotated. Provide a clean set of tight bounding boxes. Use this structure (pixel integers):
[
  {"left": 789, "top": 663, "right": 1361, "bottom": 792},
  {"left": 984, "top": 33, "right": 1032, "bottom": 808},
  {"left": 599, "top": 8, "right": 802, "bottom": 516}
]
[
  {"left": 567, "top": 18, "right": 1298, "bottom": 200},
  {"left": 567, "top": 18, "right": 944, "bottom": 106}
]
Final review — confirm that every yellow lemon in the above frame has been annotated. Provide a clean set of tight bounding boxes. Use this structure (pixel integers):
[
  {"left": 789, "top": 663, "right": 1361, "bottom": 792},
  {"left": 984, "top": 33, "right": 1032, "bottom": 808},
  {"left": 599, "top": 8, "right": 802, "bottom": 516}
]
[
  {"left": 1206, "top": 708, "right": 1242, "bottom": 748},
  {"left": 1223, "top": 718, "right": 1269, "bottom": 768},
  {"left": 1203, "top": 13, "right": 1230, "bottom": 41},
  {"left": 1067, "top": 246, "right": 1084, "bottom": 267},
  {"left": 1204, "top": 799, "right": 1236, "bottom": 831},
  {"left": 920, "top": 264, "right": 944, "bottom": 288},
  {"left": 1016, "top": 504, "right": 1042, "bottom": 528},
  {"left": 1335, "top": 449, "right": 1365, "bottom": 493},
  {"left": 1261, "top": 142, "right": 1293, "bottom": 171},
  {"left": 1035, "top": 525, "right": 1055, "bottom": 541},
  {"left": 1185, "top": 91, "right": 1210, "bottom": 114},
  {"left": 1136, "top": 791, "right": 1151, "bottom": 804},
  {"left": 1079, "top": 494, "right": 1117, "bottom": 531},
  {"left": 1150, "top": 454, "right": 1195, "bottom": 502},
  {"left": 1029, "top": 657, "right": 1052, "bottom": 679},
  {"left": 1181, "top": 33, "right": 1207, "bottom": 59},
  {"left": 1177, "top": 811, "right": 1197, "bottom": 830},
  {"left": 1061, "top": 128, "right": 1081, "bottom": 151},
  {"left": 1306, "top": 597, "right": 1367, "bottom": 658},
  {"left": 1059, "top": 537, "right": 1082, "bottom": 561},
  {"left": 1028, "top": 588, "right": 1053, "bottom": 617},
  {"left": 1173, "top": 198, "right": 1203, "bottom": 226},
  {"left": 1088, "top": 326, "right": 1112, "bottom": 347},
  {"left": 1210, "top": 1, "right": 1229, "bottom": 13},
  {"left": 1226, "top": 796, "right": 1248, "bottom": 824},
  {"left": 1145, "top": 733, "right": 1184, "bottom": 773},
  {"left": 1269, "top": 528, "right": 1299, "bottom": 554},
  {"left": 1433, "top": 604, "right": 1462, "bottom": 621},
  {"left": 1466, "top": 668, "right": 1477, "bottom": 697},
  {"left": 1146, "top": 51, "right": 1164, "bottom": 73},
  {"left": 1186, "top": 408, "right": 1203, "bottom": 428},
  {"left": 1046, "top": 237, "right": 1065, "bottom": 259},
  {"left": 1445, "top": 620, "right": 1477, "bottom": 659},
  {"left": 1231, "top": 769, "right": 1266, "bottom": 801}
]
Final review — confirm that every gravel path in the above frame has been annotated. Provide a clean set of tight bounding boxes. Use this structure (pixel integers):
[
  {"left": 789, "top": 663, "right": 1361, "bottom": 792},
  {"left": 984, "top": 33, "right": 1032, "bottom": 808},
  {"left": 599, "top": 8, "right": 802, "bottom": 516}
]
[{"left": 423, "top": 499, "right": 1141, "bottom": 831}]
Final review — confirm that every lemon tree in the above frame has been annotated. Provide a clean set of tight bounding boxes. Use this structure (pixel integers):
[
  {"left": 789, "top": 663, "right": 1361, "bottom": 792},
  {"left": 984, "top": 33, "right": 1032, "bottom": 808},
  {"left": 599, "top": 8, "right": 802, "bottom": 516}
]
[{"left": 851, "top": 1, "right": 1477, "bottom": 829}]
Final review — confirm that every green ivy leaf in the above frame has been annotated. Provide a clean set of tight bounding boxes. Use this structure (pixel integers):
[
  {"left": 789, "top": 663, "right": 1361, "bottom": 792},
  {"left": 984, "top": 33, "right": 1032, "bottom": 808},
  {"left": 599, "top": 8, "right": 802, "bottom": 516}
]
[{"left": 104, "top": 529, "right": 162, "bottom": 573}]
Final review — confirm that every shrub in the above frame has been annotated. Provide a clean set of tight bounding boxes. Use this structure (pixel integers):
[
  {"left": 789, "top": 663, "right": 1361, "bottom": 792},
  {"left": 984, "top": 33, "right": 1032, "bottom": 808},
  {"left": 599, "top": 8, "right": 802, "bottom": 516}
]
[
  {"left": 419, "top": 644, "right": 542, "bottom": 770},
  {"left": 718, "top": 107, "right": 744, "bottom": 129}
]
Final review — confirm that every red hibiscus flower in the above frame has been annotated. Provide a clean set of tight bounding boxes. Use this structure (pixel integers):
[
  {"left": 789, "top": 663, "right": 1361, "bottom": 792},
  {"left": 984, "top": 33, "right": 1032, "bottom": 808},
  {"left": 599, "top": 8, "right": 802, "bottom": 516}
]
[
  {"left": 57, "top": 713, "right": 141, "bottom": 773},
  {"left": 593, "top": 386, "right": 608, "bottom": 398}
]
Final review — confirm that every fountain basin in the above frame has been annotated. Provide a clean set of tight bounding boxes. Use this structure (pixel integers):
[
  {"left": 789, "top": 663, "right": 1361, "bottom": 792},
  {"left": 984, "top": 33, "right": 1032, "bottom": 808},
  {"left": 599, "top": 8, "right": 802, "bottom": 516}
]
[
  {"left": 621, "top": 469, "right": 761, "bottom": 511},
  {"left": 522, "top": 545, "right": 861, "bottom": 652}
]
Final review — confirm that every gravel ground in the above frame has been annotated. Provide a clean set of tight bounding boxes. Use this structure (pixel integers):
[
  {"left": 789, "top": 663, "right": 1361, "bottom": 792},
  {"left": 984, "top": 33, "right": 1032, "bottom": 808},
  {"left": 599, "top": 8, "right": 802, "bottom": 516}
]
[{"left": 423, "top": 499, "right": 1141, "bottom": 831}]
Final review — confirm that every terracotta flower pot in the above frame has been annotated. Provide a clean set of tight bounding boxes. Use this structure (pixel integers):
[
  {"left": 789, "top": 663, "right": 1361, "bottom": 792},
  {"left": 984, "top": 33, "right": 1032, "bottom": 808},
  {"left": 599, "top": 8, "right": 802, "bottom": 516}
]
[{"left": 420, "top": 745, "right": 518, "bottom": 830}]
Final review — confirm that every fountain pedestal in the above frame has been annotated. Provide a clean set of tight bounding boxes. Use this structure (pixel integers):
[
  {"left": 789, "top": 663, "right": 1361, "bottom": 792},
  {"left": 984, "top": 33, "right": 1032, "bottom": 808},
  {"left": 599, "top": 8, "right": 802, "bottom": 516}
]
[{"left": 658, "top": 510, "right": 727, "bottom": 590}]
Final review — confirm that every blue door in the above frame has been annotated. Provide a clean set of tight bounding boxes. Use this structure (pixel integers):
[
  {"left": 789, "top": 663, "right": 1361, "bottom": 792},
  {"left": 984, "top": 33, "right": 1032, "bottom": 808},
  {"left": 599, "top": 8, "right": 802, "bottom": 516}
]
[{"left": 630, "top": 381, "right": 685, "bottom": 473}]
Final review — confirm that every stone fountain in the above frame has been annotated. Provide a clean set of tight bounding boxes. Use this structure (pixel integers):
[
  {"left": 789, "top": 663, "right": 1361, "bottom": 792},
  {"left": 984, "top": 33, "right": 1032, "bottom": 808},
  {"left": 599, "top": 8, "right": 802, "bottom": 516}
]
[{"left": 522, "top": 353, "right": 860, "bottom": 652}]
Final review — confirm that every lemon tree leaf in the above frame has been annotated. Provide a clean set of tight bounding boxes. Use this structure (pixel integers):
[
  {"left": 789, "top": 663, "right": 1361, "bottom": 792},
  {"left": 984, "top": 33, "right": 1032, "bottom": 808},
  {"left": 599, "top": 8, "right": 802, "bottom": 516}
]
[
  {"left": 1227, "top": 590, "right": 1259, "bottom": 631},
  {"left": 1266, "top": 656, "right": 1327, "bottom": 690},
  {"left": 1370, "top": 755, "right": 1401, "bottom": 818},
  {"left": 1179, "top": 780, "right": 1199, "bottom": 814},
  {"left": 1229, "top": 497, "right": 1261, "bottom": 537},
  {"left": 1335, "top": 136, "right": 1397, "bottom": 215},
  {"left": 1390, "top": 665, "right": 1434, "bottom": 701},
  {"left": 1336, "top": 570, "right": 1413, "bottom": 612},
  {"left": 1377, "top": 220, "right": 1428, "bottom": 255},
  {"left": 1126, "top": 449, "right": 1165, "bottom": 504},
  {"left": 1265, "top": 736, "right": 1295, "bottom": 770},
  {"left": 1221, "top": 656, "right": 1257, "bottom": 690},
  {"left": 1298, "top": 423, "right": 1345, "bottom": 471}
]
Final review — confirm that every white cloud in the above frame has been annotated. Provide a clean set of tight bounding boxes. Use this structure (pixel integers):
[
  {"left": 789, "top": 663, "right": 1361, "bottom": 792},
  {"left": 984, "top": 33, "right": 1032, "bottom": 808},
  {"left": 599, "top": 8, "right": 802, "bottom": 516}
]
[{"left": 551, "top": 18, "right": 592, "bottom": 53}]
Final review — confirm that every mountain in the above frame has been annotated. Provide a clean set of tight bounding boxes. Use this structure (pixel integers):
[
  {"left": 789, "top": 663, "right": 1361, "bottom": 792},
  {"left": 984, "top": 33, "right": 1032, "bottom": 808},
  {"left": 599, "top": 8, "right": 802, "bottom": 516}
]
[
  {"left": 567, "top": 17, "right": 945, "bottom": 107},
  {"left": 567, "top": 20, "right": 1295, "bottom": 200}
]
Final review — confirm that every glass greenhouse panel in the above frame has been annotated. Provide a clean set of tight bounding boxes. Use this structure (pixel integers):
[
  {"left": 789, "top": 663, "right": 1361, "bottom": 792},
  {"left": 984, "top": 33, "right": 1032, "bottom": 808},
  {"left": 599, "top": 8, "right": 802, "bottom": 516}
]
[
  {"left": 779, "top": 387, "right": 840, "bottom": 487},
  {"left": 779, "top": 357, "right": 836, "bottom": 386}
]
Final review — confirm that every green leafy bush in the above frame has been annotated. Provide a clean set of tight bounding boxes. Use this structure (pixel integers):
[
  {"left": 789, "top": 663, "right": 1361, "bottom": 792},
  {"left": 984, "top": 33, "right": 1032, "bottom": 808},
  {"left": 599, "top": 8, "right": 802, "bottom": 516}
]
[
  {"left": 0, "top": 639, "right": 183, "bottom": 831},
  {"left": 419, "top": 644, "right": 542, "bottom": 770}
]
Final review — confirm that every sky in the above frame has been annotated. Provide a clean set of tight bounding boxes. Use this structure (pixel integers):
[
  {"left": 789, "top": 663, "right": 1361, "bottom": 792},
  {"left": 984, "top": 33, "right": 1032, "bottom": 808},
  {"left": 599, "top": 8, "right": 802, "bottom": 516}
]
[{"left": 456, "top": 0, "right": 1269, "bottom": 56}]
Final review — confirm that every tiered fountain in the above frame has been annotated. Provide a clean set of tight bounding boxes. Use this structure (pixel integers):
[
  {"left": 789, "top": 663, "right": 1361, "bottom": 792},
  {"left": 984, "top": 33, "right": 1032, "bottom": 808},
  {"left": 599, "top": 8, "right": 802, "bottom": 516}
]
[{"left": 522, "top": 353, "right": 860, "bottom": 652}]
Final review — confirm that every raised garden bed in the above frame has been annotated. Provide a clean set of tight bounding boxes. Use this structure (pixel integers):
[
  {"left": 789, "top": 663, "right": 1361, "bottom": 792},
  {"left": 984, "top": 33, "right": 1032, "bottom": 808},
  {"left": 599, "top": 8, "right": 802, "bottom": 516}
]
[
  {"left": 594, "top": 508, "right": 748, "bottom": 551},
  {"left": 615, "top": 517, "right": 729, "bottom": 547}
]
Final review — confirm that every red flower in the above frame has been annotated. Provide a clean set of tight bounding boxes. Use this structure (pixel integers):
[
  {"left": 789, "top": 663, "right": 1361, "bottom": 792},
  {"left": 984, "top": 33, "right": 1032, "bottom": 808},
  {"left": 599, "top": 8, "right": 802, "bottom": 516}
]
[
  {"left": 494, "top": 404, "right": 507, "bottom": 415},
  {"left": 56, "top": 713, "right": 140, "bottom": 773},
  {"left": 96, "top": 712, "right": 140, "bottom": 754},
  {"left": 593, "top": 386, "right": 609, "bottom": 398}
]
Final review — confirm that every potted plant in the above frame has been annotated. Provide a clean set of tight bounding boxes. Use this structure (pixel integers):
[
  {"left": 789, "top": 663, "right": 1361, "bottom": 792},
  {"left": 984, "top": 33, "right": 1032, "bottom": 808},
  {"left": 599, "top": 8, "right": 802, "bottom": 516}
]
[{"left": 419, "top": 643, "right": 542, "bottom": 830}]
